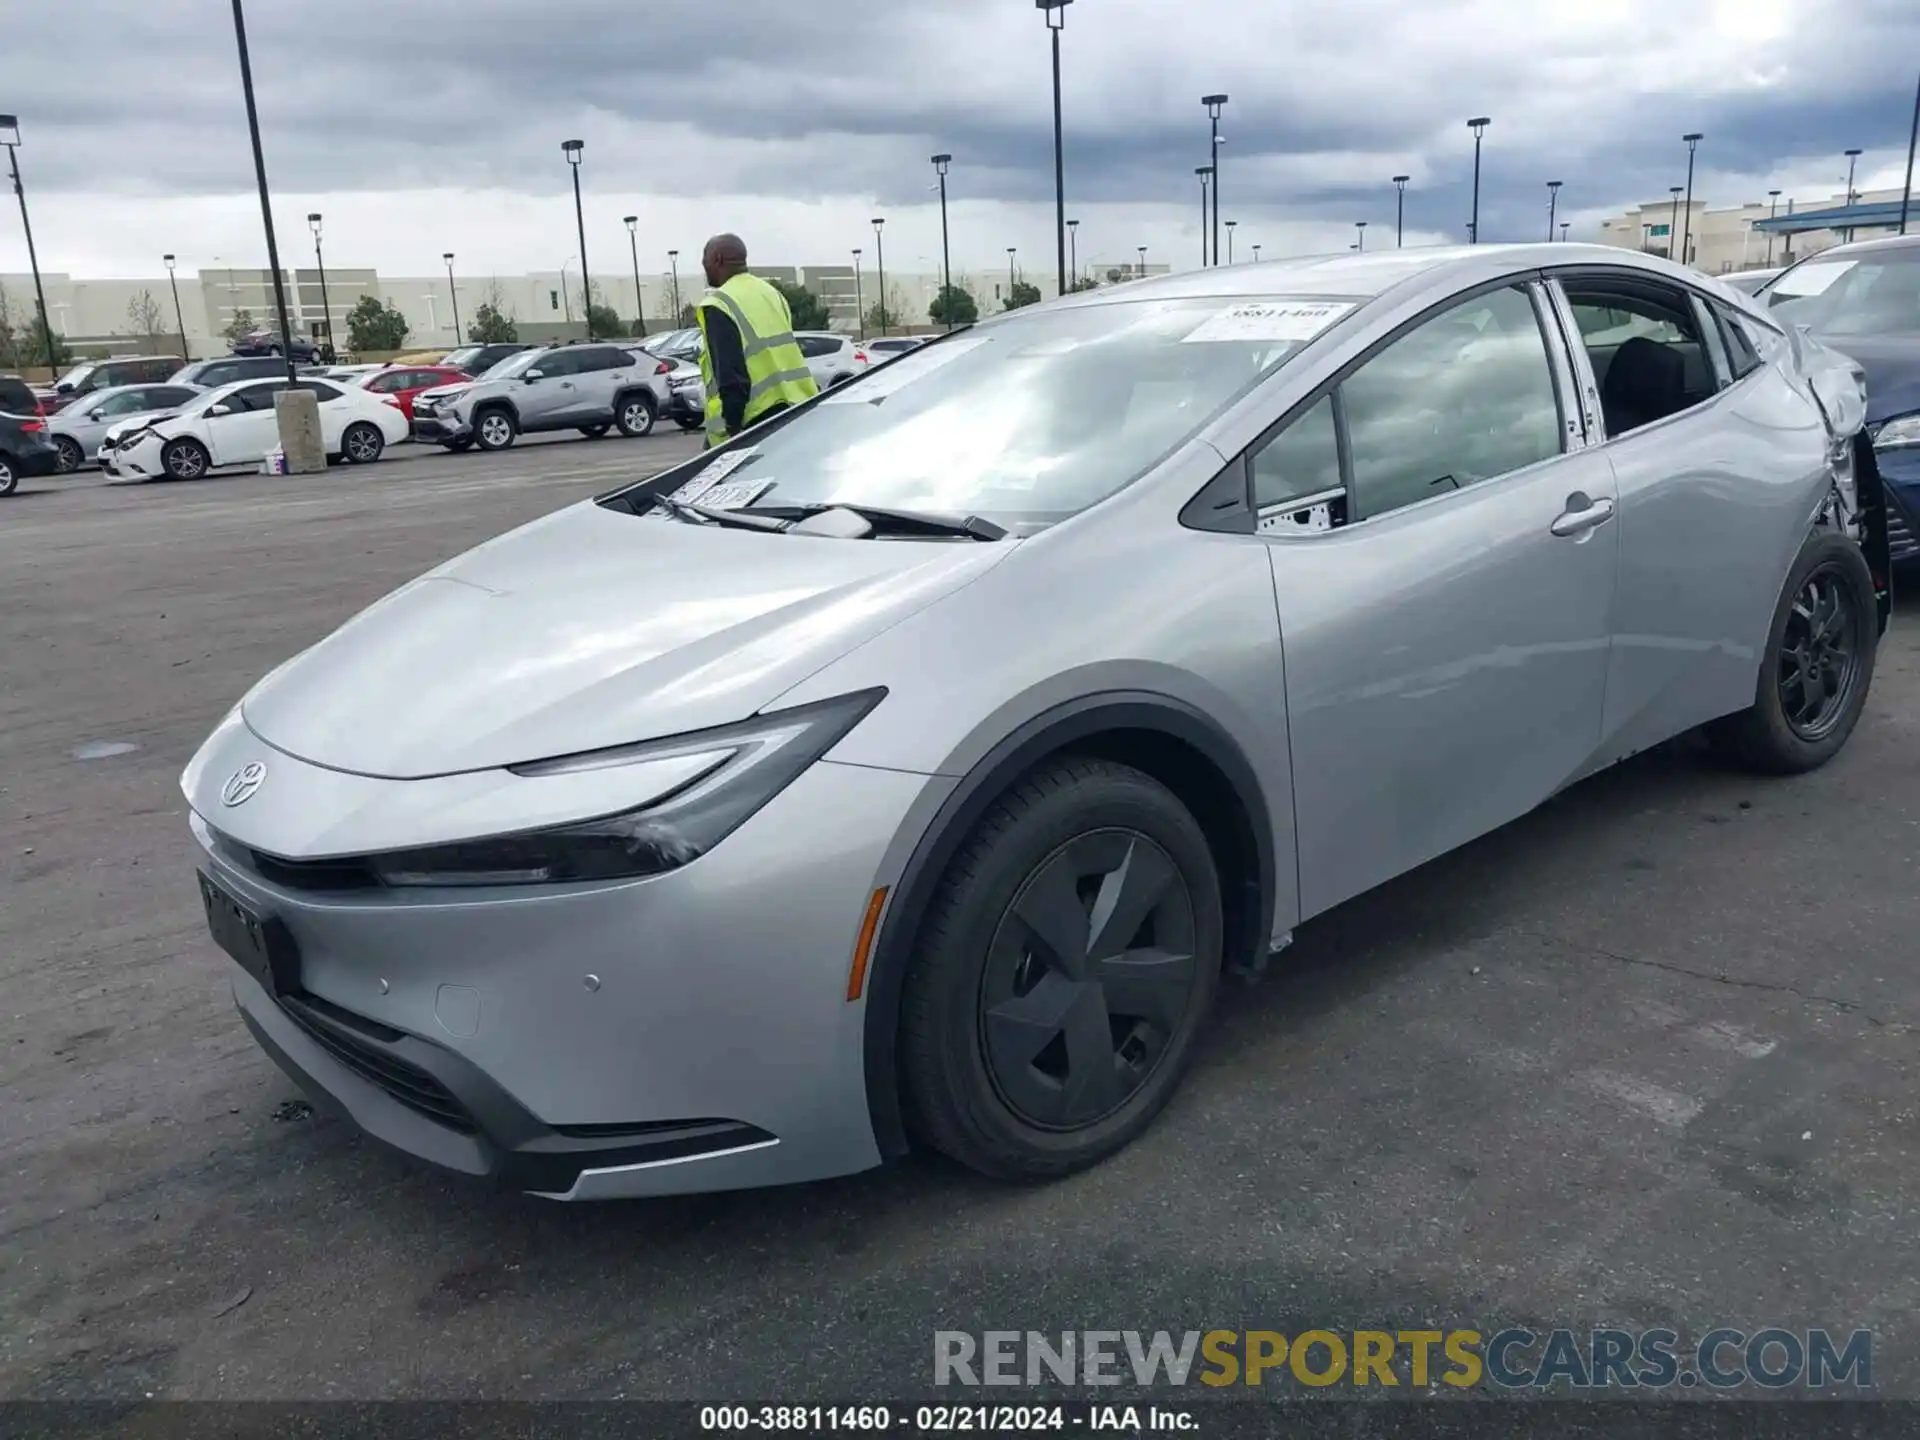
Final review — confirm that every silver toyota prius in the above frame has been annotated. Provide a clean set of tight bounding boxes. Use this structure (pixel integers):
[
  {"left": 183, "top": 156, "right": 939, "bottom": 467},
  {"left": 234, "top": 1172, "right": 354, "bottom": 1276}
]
[{"left": 183, "top": 244, "right": 1889, "bottom": 1200}]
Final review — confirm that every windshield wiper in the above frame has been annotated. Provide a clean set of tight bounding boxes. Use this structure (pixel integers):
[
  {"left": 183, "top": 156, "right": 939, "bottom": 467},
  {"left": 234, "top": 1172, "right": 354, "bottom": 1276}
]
[
  {"left": 743, "top": 501, "right": 1007, "bottom": 541},
  {"left": 640, "top": 493, "right": 789, "bottom": 532}
]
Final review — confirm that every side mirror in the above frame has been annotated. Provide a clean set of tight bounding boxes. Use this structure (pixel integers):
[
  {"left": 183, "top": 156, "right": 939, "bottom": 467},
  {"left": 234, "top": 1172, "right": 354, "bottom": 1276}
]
[
  {"left": 55, "top": 382, "right": 72, "bottom": 394},
  {"left": 524, "top": 370, "right": 545, "bottom": 382},
  {"left": 86, "top": 410, "right": 104, "bottom": 422},
  {"left": 207, "top": 402, "right": 234, "bottom": 417}
]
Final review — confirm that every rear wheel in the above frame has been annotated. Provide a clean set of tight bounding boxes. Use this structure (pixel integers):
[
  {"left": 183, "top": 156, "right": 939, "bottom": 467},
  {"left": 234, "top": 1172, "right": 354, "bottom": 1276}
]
[
  {"left": 615, "top": 393, "right": 657, "bottom": 437},
  {"left": 473, "top": 409, "right": 517, "bottom": 452},
  {"left": 579, "top": 423, "right": 611, "bottom": 439},
  {"left": 1709, "top": 530, "right": 1877, "bottom": 773},
  {"left": 0, "top": 454, "right": 17, "bottom": 496},
  {"left": 162, "top": 437, "right": 211, "bottom": 481},
  {"left": 342, "top": 421, "right": 385, "bottom": 465},
  {"left": 53, "top": 436, "right": 84, "bottom": 474},
  {"left": 442, "top": 438, "right": 475, "bottom": 453},
  {"left": 899, "top": 757, "right": 1223, "bottom": 1181}
]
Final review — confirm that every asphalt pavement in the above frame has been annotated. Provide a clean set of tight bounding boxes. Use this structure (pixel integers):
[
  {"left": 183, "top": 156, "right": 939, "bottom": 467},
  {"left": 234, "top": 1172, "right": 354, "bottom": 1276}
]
[{"left": 2, "top": 434, "right": 1918, "bottom": 1401}]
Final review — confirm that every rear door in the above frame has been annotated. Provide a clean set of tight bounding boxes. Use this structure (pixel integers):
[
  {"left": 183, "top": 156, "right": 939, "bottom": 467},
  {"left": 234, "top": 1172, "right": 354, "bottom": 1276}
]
[
  {"left": 1258, "top": 280, "right": 1621, "bottom": 917},
  {"left": 570, "top": 346, "right": 630, "bottom": 421}
]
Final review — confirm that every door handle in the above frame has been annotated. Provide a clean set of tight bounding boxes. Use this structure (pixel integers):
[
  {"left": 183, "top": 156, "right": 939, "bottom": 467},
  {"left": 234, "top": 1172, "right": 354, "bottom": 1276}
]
[{"left": 1550, "top": 494, "right": 1615, "bottom": 538}]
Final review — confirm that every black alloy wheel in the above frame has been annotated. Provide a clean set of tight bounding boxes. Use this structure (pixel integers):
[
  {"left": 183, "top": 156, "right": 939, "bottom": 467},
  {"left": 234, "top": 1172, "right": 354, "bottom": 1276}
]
[
  {"left": 979, "top": 829, "right": 1199, "bottom": 1130},
  {"left": 1777, "top": 565, "right": 1861, "bottom": 741}
]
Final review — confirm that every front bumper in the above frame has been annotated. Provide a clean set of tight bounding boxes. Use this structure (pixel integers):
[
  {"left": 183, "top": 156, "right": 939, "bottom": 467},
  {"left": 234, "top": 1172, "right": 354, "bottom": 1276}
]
[
  {"left": 99, "top": 435, "right": 163, "bottom": 479},
  {"left": 411, "top": 410, "right": 472, "bottom": 444},
  {"left": 184, "top": 724, "right": 945, "bottom": 1198}
]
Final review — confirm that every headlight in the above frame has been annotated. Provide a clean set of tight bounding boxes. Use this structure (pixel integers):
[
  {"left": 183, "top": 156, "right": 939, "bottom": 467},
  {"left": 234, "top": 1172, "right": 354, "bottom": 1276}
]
[
  {"left": 1870, "top": 412, "right": 1920, "bottom": 451},
  {"left": 364, "top": 688, "right": 885, "bottom": 887}
]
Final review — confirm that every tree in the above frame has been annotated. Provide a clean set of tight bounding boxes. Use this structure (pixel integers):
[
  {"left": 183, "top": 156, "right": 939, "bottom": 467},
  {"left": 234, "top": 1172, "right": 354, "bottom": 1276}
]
[
  {"left": 346, "top": 295, "right": 410, "bottom": 352},
  {"left": 468, "top": 302, "right": 518, "bottom": 344},
  {"left": 1067, "top": 276, "right": 1101, "bottom": 293},
  {"left": 928, "top": 283, "right": 979, "bottom": 327},
  {"left": 769, "top": 278, "right": 831, "bottom": 332},
  {"left": 865, "top": 299, "right": 898, "bottom": 334},
  {"left": 678, "top": 303, "right": 698, "bottom": 328},
  {"left": 221, "top": 308, "right": 257, "bottom": 347},
  {"left": 1003, "top": 280, "right": 1042, "bottom": 311},
  {"left": 125, "top": 289, "right": 169, "bottom": 349},
  {"left": 0, "top": 285, "right": 72, "bottom": 368},
  {"left": 1106, "top": 267, "right": 1129, "bottom": 284},
  {"left": 586, "top": 303, "right": 625, "bottom": 340}
]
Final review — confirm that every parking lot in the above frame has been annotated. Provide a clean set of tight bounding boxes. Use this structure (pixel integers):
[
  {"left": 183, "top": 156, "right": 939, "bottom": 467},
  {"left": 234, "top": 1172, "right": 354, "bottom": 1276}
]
[{"left": 3, "top": 433, "right": 1920, "bottom": 1401}]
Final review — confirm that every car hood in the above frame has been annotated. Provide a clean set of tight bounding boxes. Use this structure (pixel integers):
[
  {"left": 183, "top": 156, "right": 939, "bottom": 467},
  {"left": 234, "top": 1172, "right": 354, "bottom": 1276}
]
[
  {"left": 415, "top": 382, "right": 473, "bottom": 402},
  {"left": 1803, "top": 331, "right": 1920, "bottom": 425},
  {"left": 240, "top": 499, "right": 1012, "bottom": 779}
]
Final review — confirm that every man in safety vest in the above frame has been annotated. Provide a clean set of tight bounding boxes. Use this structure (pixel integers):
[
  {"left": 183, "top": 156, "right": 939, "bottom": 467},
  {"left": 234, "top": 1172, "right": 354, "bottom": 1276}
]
[{"left": 695, "top": 233, "right": 819, "bottom": 447}]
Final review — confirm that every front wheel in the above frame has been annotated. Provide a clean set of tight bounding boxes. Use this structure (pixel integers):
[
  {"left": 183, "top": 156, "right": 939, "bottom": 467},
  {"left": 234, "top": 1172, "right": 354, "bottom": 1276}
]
[
  {"left": 53, "top": 436, "right": 85, "bottom": 474},
  {"left": 579, "top": 423, "right": 611, "bottom": 439},
  {"left": 341, "top": 421, "right": 385, "bottom": 465},
  {"left": 442, "top": 438, "right": 475, "bottom": 453},
  {"left": 473, "top": 409, "right": 517, "bottom": 452},
  {"left": 899, "top": 757, "right": 1223, "bottom": 1181},
  {"left": 162, "top": 437, "right": 211, "bottom": 481},
  {"left": 615, "top": 394, "right": 657, "bottom": 437},
  {"left": 675, "top": 416, "right": 703, "bottom": 433},
  {"left": 1708, "top": 530, "right": 1878, "bottom": 773},
  {"left": 0, "top": 455, "right": 17, "bottom": 496}
]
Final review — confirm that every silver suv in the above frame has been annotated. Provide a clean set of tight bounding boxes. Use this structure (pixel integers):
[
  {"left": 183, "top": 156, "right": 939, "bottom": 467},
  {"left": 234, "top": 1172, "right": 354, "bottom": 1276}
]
[{"left": 410, "top": 342, "right": 664, "bottom": 452}]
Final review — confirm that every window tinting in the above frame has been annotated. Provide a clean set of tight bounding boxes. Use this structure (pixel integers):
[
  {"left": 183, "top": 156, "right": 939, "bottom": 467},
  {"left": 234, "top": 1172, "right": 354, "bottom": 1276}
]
[
  {"left": 1715, "top": 302, "right": 1762, "bottom": 380},
  {"left": 296, "top": 380, "right": 343, "bottom": 402},
  {"left": 1341, "top": 286, "right": 1562, "bottom": 521},
  {"left": 1250, "top": 395, "right": 1341, "bottom": 514}
]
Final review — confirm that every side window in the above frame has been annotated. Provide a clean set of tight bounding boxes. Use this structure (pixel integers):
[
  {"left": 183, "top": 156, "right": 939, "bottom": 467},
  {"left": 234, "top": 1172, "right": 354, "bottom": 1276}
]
[
  {"left": 296, "top": 380, "right": 343, "bottom": 402},
  {"left": 1340, "top": 286, "right": 1563, "bottom": 522},
  {"left": 158, "top": 387, "right": 199, "bottom": 408},
  {"left": 581, "top": 347, "right": 627, "bottom": 372},
  {"left": 1249, "top": 395, "right": 1343, "bottom": 531},
  {"left": 1714, "top": 303, "right": 1763, "bottom": 380},
  {"left": 1561, "top": 279, "right": 1719, "bottom": 437},
  {"left": 364, "top": 371, "right": 402, "bottom": 393},
  {"left": 531, "top": 351, "right": 574, "bottom": 377},
  {"left": 96, "top": 392, "right": 146, "bottom": 416},
  {"left": 798, "top": 335, "right": 834, "bottom": 358}
]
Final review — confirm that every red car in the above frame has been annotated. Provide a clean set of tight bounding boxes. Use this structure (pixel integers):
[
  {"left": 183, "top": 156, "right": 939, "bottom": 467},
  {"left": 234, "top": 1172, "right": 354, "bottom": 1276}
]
[{"left": 356, "top": 364, "right": 472, "bottom": 422}]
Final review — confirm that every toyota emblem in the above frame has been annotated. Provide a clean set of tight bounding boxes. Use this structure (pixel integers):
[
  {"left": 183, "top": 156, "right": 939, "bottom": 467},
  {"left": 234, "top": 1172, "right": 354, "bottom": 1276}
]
[{"left": 221, "top": 761, "right": 268, "bottom": 807}]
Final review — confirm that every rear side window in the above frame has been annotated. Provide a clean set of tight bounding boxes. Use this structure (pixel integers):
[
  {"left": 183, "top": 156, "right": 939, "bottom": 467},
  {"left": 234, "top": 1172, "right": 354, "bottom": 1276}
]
[
  {"left": 1250, "top": 395, "right": 1342, "bottom": 526},
  {"left": 1714, "top": 303, "right": 1763, "bottom": 380},
  {"left": 1560, "top": 277, "right": 1721, "bottom": 437}
]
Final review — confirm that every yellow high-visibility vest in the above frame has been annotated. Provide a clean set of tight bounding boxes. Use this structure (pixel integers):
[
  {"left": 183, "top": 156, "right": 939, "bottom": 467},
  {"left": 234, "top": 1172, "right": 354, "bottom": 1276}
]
[{"left": 695, "top": 273, "right": 819, "bottom": 445}]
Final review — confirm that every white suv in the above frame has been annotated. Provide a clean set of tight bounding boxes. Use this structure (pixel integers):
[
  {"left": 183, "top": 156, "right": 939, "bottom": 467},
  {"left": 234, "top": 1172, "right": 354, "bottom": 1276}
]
[
  {"left": 794, "top": 333, "right": 871, "bottom": 388},
  {"left": 410, "top": 343, "right": 667, "bottom": 452}
]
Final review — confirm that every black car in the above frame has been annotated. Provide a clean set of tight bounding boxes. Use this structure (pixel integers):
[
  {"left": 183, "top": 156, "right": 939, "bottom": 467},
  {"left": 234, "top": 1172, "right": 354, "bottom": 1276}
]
[
  {"left": 0, "top": 375, "right": 39, "bottom": 417},
  {"left": 1761, "top": 234, "right": 1920, "bottom": 561},
  {"left": 230, "top": 329, "right": 321, "bottom": 362},
  {"left": 440, "top": 343, "right": 534, "bottom": 377},
  {"left": 41, "top": 355, "right": 187, "bottom": 412},
  {"left": 0, "top": 412, "right": 61, "bottom": 495},
  {"left": 169, "top": 355, "right": 294, "bottom": 389}
]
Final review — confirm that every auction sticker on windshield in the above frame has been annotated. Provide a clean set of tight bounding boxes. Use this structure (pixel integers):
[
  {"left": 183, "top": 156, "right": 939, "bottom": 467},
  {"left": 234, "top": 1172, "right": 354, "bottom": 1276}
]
[
  {"left": 819, "top": 336, "right": 993, "bottom": 403},
  {"left": 672, "top": 449, "right": 759, "bottom": 503},
  {"left": 1182, "top": 300, "right": 1354, "bottom": 344},
  {"left": 691, "top": 479, "right": 775, "bottom": 510}
]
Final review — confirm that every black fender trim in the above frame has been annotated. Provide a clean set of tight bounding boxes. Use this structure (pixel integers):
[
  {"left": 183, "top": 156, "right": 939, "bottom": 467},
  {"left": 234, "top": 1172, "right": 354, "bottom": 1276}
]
[
  {"left": 1854, "top": 432, "right": 1895, "bottom": 633},
  {"left": 860, "top": 691, "right": 1278, "bottom": 1159},
  {"left": 469, "top": 397, "right": 521, "bottom": 428}
]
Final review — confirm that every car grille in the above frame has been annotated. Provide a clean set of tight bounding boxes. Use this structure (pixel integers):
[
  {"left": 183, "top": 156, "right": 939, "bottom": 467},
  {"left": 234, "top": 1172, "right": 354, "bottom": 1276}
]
[
  {"left": 1885, "top": 496, "right": 1918, "bottom": 560},
  {"left": 277, "top": 993, "right": 478, "bottom": 1134}
]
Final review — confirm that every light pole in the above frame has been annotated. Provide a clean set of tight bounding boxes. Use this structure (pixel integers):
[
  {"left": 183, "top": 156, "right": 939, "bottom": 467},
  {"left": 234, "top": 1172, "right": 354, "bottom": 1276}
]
[
  {"left": 1392, "top": 174, "right": 1409, "bottom": 248},
  {"left": 1904, "top": 73, "right": 1920, "bottom": 236},
  {"left": 1007, "top": 247, "right": 1018, "bottom": 301},
  {"left": 1546, "top": 181, "right": 1562, "bottom": 241},
  {"left": 1, "top": 117, "right": 56, "bottom": 373},
  {"left": 1137, "top": 245, "right": 1147, "bottom": 278},
  {"left": 227, "top": 1, "right": 299, "bottom": 383},
  {"left": 307, "top": 213, "right": 332, "bottom": 358},
  {"left": 442, "top": 252, "right": 460, "bottom": 342},
  {"left": 852, "top": 247, "right": 865, "bottom": 339},
  {"left": 1766, "top": 189, "right": 1782, "bottom": 263},
  {"left": 931, "top": 154, "right": 954, "bottom": 328},
  {"left": 1354, "top": 220, "right": 1367, "bottom": 252},
  {"left": 1038, "top": 0, "right": 1071, "bottom": 299},
  {"left": 1680, "top": 132, "right": 1703, "bottom": 265},
  {"left": 1226, "top": 219, "right": 1238, "bottom": 263},
  {"left": 560, "top": 257, "right": 574, "bottom": 324},
  {"left": 1467, "top": 117, "right": 1491, "bottom": 243},
  {"left": 562, "top": 139, "right": 590, "bottom": 339},
  {"left": 1666, "top": 186, "right": 1683, "bottom": 259},
  {"left": 1202, "top": 94, "right": 1228, "bottom": 265},
  {"left": 871, "top": 217, "right": 887, "bottom": 336},
  {"left": 667, "top": 250, "right": 681, "bottom": 322},
  {"left": 1067, "top": 218, "right": 1079, "bottom": 287},
  {"left": 1560, "top": 222, "right": 1570, "bottom": 243},
  {"left": 1195, "top": 165, "right": 1213, "bottom": 266},
  {"left": 1843, "top": 147, "right": 1863, "bottom": 242},
  {"left": 1251, "top": 243, "right": 1261, "bottom": 263},
  {"left": 624, "top": 217, "right": 647, "bottom": 337},
  {"left": 163, "top": 254, "right": 188, "bottom": 360}
]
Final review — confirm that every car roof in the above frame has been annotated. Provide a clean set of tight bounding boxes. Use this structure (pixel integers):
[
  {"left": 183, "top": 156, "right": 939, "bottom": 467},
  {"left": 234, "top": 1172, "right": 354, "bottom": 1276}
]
[{"left": 1783, "top": 232, "right": 1920, "bottom": 263}]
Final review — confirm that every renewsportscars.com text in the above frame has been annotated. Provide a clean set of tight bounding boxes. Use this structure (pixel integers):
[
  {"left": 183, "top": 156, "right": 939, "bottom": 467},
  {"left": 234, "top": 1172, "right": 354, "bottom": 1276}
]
[{"left": 933, "top": 1328, "right": 1873, "bottom": 1391}]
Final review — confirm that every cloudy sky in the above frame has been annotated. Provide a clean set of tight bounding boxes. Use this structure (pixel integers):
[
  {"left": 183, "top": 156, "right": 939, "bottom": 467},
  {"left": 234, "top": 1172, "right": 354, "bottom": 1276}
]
[{"left": 4, "top": 0, "right": 1919, "bottom": 284}]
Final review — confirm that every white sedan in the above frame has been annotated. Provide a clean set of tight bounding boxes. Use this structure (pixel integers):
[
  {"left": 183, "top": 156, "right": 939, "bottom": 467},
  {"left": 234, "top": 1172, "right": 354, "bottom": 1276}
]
[{"left": 99, "top": 376, "right": 409, "bottom": 482}]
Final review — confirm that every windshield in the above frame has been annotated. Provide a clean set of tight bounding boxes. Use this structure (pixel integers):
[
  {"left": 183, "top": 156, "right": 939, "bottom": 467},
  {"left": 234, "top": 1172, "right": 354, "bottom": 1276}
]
[
  {"left": 441, "top": 347, "right": 483, "bottom": 370},
  {"left": 1766, "top": 247, "right": 1920, "bottom": 335},
  {"left": 56, "top": 363, "right": 98, "bottom": 390},
  {"left": 483, "top": 350, "right": 544, "bottom": 380},
  {"left": 653, "top": 296, "right": 1342, "bottom": 527}
]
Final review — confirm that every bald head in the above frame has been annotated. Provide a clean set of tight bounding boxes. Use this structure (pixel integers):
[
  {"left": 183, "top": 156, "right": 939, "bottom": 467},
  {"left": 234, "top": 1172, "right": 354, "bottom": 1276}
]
[{"left": 703, "top": 233, "right": 747, "bottom": 288}]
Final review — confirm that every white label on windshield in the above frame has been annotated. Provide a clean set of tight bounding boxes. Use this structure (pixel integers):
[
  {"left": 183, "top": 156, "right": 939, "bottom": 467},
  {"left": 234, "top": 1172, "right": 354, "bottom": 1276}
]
[
  {"left": 693, "top": 478, "right": 774, "bottom": 510},
  {"left": 819, "top": 336, "right": 992, "bottom": 403},
  {"left": 1772, "top": 260, "right": 1855, "bottom": 297},
  {"left": 671, "top": 449, "right": 758, "bottom": 503},
  {"left": 1182, "top": 300, "right": 1354, "bottom": 344}
]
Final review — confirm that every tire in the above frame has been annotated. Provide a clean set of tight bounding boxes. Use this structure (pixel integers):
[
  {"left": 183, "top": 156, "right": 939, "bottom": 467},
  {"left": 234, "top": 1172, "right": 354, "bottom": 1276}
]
[
  {"left": 341, "top": 421, "right": 385, "bottom": 465},
  {"left": 675, "top": 417, "right": 703, "bottom": 432},
  {"left": 614, "top": 393, "right": 657, "bottom": 437},
  {"left": 442, "top": 438, "right": 475, "bottom": 453},
  {"left": 1708, "top": 529, "right": 1877, "bottom": 774},
  {"left": 473, "top": 408, "right": 517, "bottom": 452},
  {"left": 161, "top": 437, "right": 211, "bottom": 481},
  {"left": 579, "top": 423, "right": 612, "bottom": 439},
  {"left": 899, "top": 756, "right": 1223, "bottom": 1181},
  {"left": 53, "top": 436, "right": 84, "bottom": 474},
  {"left": 0, "top": 455, "right": 16, "bottom": 497}
]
